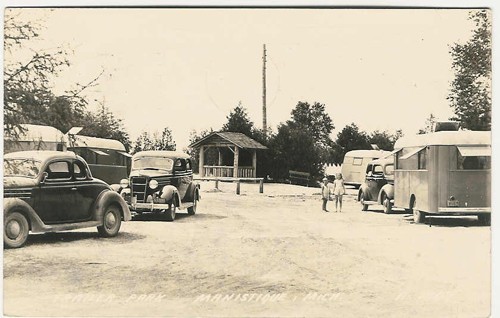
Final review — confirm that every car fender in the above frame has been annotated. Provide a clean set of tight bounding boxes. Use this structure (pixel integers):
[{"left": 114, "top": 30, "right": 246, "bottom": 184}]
[
  {"left": 378, "top": 184, "right": 395, "bottom": 204},
  {"left": 3, "top": 198, "right": 46, "bottom": 233},
  {"left": 109, "top": 184, "right": 121, "bottom": 192},
  {"left": 184, "top": 182, "right": 201, "bottom": 202},
  {"left": 358, "top": 183, "right": 371, "bottom": 201},
  {"left": 160, "top": 185, "right": 181, "bottom": 207},
  {"left": 93, "top": 190, "right": 132, "bottom": 222}
]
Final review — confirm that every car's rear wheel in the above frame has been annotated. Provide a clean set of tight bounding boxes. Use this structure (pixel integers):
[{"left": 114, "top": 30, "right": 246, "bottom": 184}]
[
  {"left": 359, "top": 192, "right": 368, "bottom": 211},
  {"left": 4, "top": 212, "right": 30, "bottom": 248},
  {"left": 383, "top": 196, "right": 392, "bottom": 214},
  {"left": 165, "top": 204, "right": 176, "bottom": 221},
  {"left": 97, "top": 205, "right": 122, "bottom": 237},
  {"left": 188, "top": 194, "right": 198, "bottom": 215}
]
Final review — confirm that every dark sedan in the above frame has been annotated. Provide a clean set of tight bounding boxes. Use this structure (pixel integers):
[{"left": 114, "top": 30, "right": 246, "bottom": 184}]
[{"left": 3, "top": 151, "right": 131, "bottom": 248}]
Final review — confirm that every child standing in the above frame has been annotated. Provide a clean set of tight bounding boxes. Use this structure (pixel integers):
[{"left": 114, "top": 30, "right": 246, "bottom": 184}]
[
  {"left": 321, "top": 177, "right": 331, "bottom": 212},
  {"left": 333, "top": 173, "right": 346, "bottom": 212}
]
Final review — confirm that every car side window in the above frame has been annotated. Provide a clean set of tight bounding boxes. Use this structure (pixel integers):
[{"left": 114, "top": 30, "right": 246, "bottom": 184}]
[
  {"left": 373, "top": 165, "right": 383, "bottom": 175},
  {"left": 73, "top": 160, "right": 88, "bottom": 180},
  {"left": 174, "top": 159, "right": 186, "bottom": 172},
  {"left": 45, "top": 161, "right": 71, "bottom": 181}
]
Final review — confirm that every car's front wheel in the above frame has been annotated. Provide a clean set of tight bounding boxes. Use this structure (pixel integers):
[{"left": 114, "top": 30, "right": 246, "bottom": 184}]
[
  {"left": 165, "top": 204, "right": 176, "bottom": 222},
  {"left": 359, "top": 192, "right": 368, "bottom": 211},
  {"left": 4, "top": 212, "right": 30, "bottom": 248},
  {"left": 383, "top": 196, "right": 392, "bottom": 214},
  {"left": 188, "top": 194, "right": 198, "bottom": 215},
  {"left": 97, "top": 205, "right": 122, "bottom": 237}
]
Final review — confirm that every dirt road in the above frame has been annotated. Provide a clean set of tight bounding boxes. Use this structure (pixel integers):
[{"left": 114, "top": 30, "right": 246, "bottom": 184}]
[{"left": 3, "top": 181, "right": 490, "bottom": 317}]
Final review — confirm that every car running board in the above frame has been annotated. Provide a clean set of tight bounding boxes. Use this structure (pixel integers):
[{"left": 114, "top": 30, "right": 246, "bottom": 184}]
[{"left": 31, "top": 221, "right": 102, "bottom": 233}]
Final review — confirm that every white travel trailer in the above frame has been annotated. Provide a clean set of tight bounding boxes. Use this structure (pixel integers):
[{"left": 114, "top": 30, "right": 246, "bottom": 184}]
[
  {"left": 393, "top": 129, "right": 491, "bottom": 224},
  {"left": 341, "top": 150, "right": 391, "bottom": 188}
]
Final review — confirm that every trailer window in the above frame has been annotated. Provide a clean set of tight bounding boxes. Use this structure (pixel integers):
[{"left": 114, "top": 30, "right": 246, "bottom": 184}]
[
  {"left": 457, "top": 152, "right": 491, "bottom": 170},
  {"left": 385, "top": 164, "right": 394, "bottom": 175},
  {"left": 353, "top": 157, "right": 363, "bottom": 166},
  {"left": 418, "top": 148, "right": 427, "bottom": 170}
]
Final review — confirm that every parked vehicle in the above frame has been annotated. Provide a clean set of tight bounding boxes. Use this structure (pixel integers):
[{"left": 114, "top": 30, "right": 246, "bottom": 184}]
[
  {"left": 393, "top": 130, "right": 491, "bottom": 224},
  {"left": 358, "top": 156, "right": 395, "bottom": 213},
  {"left": 3, "top": 151, "right": 131, "bottom": 248},
  {"left": 116, "top": 151, "right": 200, "bottom": 221},
  {"left": 341, "top": 150, "right": 391, "bottom": 188}
]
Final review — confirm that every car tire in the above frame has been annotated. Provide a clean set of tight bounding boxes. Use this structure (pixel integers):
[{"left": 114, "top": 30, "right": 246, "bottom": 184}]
[
  {"left": 359, "top": 192, "right": 368, "bottom": 211},
  {"left": 165, "top": 204, "right": 176, "bottom": 222},
  {"left": 97, "top": 205, "right": 122, "bottom": 237},
  {"left": 383, "top": 196, "right": 392, "bottom": 214},
  {"left": 478, "top": 214, "right": 491, "bottom": 226},
  {"left": 187, "top": 195, "right": 197, "bottom": 215},
  {"left": 4, "top": 212, "right": 30, "bottom": 249}
]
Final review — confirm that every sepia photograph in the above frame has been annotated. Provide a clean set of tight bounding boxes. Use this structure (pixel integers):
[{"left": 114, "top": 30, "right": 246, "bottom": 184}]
[{"left": 2, "top": 3, "right": 495, "bottom": 317}]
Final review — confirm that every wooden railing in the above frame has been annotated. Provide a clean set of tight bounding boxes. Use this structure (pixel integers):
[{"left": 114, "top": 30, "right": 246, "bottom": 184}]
[{"left": 203, "top": 165, "right": 254, "bottom": 178}]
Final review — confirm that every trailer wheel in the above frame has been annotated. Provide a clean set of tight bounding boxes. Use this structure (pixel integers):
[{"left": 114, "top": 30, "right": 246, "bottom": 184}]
[
  {"left": 383, "top": 196, "right": 392, "bottom": 214},
  {"left": 478, "top": 214, "right": 491, "bottom": 226}
]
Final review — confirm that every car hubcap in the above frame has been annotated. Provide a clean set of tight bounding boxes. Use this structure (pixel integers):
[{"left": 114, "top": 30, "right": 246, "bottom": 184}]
[
  {"left": 6, "top": 220, "right": 21, "bottom": 239},
  {"left": 105, "top": 212, "right": 117, "bottom": 229}
]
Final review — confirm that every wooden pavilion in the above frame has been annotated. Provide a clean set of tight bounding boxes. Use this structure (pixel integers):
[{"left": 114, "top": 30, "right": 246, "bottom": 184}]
[{"left": 189, "top": 132, "right": 267, "bottom": 178}]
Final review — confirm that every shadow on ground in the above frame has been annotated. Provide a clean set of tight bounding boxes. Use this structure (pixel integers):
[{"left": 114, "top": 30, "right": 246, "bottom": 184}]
[
  {"left": 402, "top": 215, "right": 487, "bottom": 227},
  {"left": 26, "top": 231, "right": 146, "bottom": 246},
  {"left": 132, "top": 212, "right": 227, "bottom": 222}
]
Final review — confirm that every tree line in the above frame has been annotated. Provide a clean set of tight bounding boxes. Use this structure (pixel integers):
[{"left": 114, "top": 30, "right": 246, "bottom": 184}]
[{"left": 4, "top": 10, "right": 491, "bottom": 180}]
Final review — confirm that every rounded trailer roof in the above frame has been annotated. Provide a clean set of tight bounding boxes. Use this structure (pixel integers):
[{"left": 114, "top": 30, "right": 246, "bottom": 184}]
[
  {"left": 394, "top": 131, "right": 491, "bottom": 148},
  {"left": 344, "top": 150, "right": 392, "bottom": 157},
  {"left": 132, "top": 150, "right": 190, "bottom": 159}
]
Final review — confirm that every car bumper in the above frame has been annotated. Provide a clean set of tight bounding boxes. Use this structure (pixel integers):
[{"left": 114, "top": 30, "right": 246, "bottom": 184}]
[
  {"left": 437, "top": 207, "right": 491, "bottom": 214},
  {"left": 130, "top": 202, "right": 171, "bottom": 211}
]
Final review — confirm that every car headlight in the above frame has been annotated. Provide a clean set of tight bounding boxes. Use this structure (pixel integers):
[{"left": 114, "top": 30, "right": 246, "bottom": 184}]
[
  {"left": 120, "top": 179, "right": 129, "bottom": 188},
  {"left": 149, "top": 179, "right": 159, "bottom": 190}
]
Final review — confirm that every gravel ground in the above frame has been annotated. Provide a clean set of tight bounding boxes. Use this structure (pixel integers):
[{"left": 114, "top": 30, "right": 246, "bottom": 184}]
[{"left": 3, "top": 181, "right": 491, "bottom": 317}]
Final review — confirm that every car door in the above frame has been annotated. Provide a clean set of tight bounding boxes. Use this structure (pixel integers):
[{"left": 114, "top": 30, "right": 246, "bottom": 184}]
[
  {"left": 173, "top": 158, "right": 190, "bottom": 199},
  {"left": 35, "top": 160, "right": 76, "bottom": 224},
  {"left": 70, "top": 159, "right": 103, "bottom": 221}
]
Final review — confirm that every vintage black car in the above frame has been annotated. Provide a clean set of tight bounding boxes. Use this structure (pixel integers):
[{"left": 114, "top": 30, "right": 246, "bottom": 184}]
[
  {"left": 116, "top": 151, "right": 200, "bottom": 221},
  {"left": 358, "top": 156, "right": 395, "bottom": 213},
  {"left": 3, "top": 151, "right": 131, "bottom": 248}
]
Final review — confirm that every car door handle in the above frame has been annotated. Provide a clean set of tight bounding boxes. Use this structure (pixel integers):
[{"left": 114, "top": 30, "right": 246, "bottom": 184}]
[{"left": 71, "top": 187, "right": 78, "bottom": 191}]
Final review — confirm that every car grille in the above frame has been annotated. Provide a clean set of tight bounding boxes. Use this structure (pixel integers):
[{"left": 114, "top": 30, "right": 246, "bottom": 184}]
[
  {"left": 130, "top": 176, "right": 173, "bottom": 202},
  {"left": 4, "top": 188, "right": 32, "bottom": 199},
  {"left": 131, "top": 177, "right": 148, "bottom": 202}
]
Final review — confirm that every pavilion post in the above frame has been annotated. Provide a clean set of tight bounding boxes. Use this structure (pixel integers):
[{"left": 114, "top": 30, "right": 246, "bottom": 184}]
[
  {"left": 199, "top": 145, "right": 205, "bottom": 177},
  {"left": 252, "top": 149, "right": 257, "bottom": 178},
  {"left": 233, "top": 146, "right": 239, "bottom": 178}
]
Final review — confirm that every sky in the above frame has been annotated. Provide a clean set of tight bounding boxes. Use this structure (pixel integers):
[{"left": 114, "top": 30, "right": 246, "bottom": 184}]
[{"left": 5, "top": 8, "right": 479, "bottom": 149}]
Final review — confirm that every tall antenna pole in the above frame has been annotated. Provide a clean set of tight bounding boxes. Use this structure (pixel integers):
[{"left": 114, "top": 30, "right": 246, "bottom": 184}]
[{"left": 262, "top": 44, "right": 267, "bottom": 136}]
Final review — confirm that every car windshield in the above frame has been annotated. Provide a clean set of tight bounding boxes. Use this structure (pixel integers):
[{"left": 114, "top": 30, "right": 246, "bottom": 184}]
[
  {"left": 132, "top": 157, "right": 174, "bottom": 171},
  {"left": 4, "top": 158, "right": 42, "bottom": 178}
]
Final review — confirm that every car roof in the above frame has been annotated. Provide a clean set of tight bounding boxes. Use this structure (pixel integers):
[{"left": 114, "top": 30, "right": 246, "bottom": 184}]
[
  {"left": 4, "top": 151, "right": 79, "bottom": 162},
  {"left": 344, "top": 150, "right": 391, "bottom": 158},
  {"left": 394, "top": 131, "right": 491, "bottom": 148},
  {"left": 132, "top": 150, "right": 190, "bottom": 159}
]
